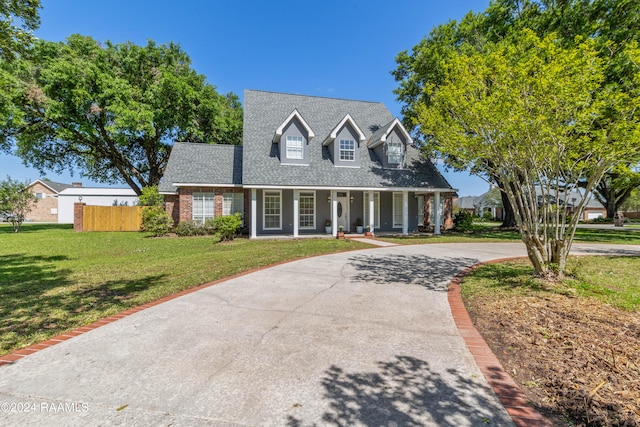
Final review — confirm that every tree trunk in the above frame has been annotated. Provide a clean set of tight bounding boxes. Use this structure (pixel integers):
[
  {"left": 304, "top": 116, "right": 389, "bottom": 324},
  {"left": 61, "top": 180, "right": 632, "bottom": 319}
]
[
  {"left": 500, "top": 190, "right": 516, "bottom": 228},
  {"left": 496, "top": 178, "right": 517, "bottom": 228}
]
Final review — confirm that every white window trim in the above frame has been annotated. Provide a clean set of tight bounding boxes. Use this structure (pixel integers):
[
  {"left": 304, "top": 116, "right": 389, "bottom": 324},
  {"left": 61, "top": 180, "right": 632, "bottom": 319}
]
[
  {"left": 285, "top": 135, "right": 304, "bottom": 160},
  {"left": 263, "top": 190, "right": 282, "bottom": 230},
  {"left": 392, "top": 192, "right": 403, "bottom": 228},
  {"left": 298, "top": 190, "right": 316, "bottom": 230},
  {"left": 364, "top": 192, "right": 380, "bottom": 229},
  {"left": 339, "top": 139, "right": 355, "bottom": 162},
  {"left": 388, "top": 139, "right": 403, "bottom": 165},
  {"left": 192, "top": 192, "right": 215, "bottom": 224},
  {"left": 223, "top": 192, "right": 244, "bottom": 224}
]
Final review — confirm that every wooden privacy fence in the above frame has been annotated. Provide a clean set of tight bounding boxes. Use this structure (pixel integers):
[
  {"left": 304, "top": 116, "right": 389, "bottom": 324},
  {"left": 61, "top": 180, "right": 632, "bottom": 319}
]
[{"left": 80, "top": 205, "right": 143, "bottom": 232}]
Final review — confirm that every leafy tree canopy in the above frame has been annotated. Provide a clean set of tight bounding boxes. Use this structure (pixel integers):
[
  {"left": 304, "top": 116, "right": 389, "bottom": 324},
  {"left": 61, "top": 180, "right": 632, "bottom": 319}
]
[
  {"left": 0, "top": 35, "right": 243, "bottom": 195},
  {"left": 417, "top": 29, "right": 640, "bottom": 277},
  {"left": 394, "top": 0, "right": 640, "bottom": 225},
  {"left": 0, "top": 0, "right": 41, "bottom": 61}
]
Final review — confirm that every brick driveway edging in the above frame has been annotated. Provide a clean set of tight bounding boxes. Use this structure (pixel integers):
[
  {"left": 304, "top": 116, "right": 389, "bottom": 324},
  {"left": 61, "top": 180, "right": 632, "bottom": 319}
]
[{"left": 448, "top": 258, "right": 553, "bottom": 427}]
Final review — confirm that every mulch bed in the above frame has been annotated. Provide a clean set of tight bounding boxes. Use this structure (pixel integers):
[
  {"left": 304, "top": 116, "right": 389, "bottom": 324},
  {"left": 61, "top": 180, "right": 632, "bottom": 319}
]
[{"left": 465, "top": 290, "right": 640, "bottom": 426}]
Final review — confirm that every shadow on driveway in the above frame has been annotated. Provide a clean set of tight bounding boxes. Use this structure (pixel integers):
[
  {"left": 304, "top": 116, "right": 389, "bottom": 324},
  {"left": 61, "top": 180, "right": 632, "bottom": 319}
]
[
  {"left": 347, "top": 254, "right": 479, "bottom": 291},
  {"left": 287, "top": 355, "right": 501, "bottom": 426}
]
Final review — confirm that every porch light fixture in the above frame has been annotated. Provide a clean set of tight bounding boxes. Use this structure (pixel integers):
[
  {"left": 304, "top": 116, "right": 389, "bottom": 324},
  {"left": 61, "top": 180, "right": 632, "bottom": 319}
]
[
  {"left": 78, "top": 196, "right": 83, "bottom": 202},
  {"left": 327, "top": 195, "right": 331, "bottom": 204},
  {"left": 350, "top": 195, "right": 354, "bottom": 203}
]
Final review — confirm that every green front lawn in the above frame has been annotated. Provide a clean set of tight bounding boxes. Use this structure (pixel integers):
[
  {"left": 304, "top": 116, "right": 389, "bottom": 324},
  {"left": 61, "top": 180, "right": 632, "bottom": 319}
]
[
  {"left": 0, "top": 224, "right": 371, "bottom": 355},
  {"left": 378, "top": 223, "right": 640, "bottom": 245},
  {"left": 461, "top": 256, "right": 640, "bottom": 311}
]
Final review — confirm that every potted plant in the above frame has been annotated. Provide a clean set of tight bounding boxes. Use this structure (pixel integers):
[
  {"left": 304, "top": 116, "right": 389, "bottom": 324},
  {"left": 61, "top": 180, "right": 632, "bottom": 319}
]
[
  {"left": 355, "top": 217, "right": 364, "bottom": 234},
  {"left": 337, "top": 225, "right": 345, "bottom": 239},
  {"left": 364, "top": 225, "right": 373, "bottom": 237},
  {"left": 325, "top": 219, "right": 332, "bottom": 234}
]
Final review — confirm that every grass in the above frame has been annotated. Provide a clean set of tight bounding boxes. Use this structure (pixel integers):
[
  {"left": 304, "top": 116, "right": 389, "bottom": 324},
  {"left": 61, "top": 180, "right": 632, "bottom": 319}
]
[
  {"left": 461, "top": 256, "right": 640, "bottom": 311},
  {"left": 378, "top": 222, "right": 640, "bottom": 245},
  {"left": 0, "top": 223, "right": 372, "bottom": 355}
]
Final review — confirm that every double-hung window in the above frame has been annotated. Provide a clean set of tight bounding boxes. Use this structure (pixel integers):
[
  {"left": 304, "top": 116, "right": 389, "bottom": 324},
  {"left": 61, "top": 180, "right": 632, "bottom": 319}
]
[
  {"left": 223, "top": 192, "right": 244, "bottom": 223},
  {"left": 263, "top": 190, "right": 282, "bottom": 230},
  {"left": 286, "top": 136, "right": 304, "bottom": 160},
  {"left": 299, "top": 191, "right": 315, "bottom": 229},
  {"left": 192, "top": 192, "right": 214, "bottom": 223},
  {"left": 339, "top": 139, "right": 355, "bottom": 161},
  {"left": 387, "top": 139, "right": 403, "bottom": 165}
]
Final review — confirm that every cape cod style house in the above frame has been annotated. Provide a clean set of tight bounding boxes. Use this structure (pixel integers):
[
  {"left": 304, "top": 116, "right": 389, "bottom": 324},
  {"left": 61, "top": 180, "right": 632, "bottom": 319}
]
[{"left": 159, "top": 90, "right": 456, "bottom": 237}]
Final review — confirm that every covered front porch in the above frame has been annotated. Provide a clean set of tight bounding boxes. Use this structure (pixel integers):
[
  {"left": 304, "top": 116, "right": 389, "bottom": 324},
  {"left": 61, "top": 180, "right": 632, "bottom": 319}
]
[{"left": 247, "top": 187, "right": 455, "bottom": 239}]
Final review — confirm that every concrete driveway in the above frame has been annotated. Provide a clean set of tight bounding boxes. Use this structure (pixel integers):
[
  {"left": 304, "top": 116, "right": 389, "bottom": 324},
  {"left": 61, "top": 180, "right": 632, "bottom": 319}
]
[{"left": 1, "top": 242, "right": 638, "bottom": 426}]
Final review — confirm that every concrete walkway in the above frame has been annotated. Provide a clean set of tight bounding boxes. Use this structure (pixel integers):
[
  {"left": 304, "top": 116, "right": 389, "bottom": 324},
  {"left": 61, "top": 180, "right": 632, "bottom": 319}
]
[{"left": 1, "top": 242, "right": 638, "bottom": 426}]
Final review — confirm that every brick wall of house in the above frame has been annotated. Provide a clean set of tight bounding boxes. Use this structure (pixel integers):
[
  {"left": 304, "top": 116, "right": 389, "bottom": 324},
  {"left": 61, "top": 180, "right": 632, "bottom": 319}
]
[
  {"left": 26, "top": 182, "right": 59, "bottom": 222},
  {"left": 164, "top": 194, "right": 179, "bottom": 225},
  {"left": 172, "top": 187, "right": 246, "bottom": 223}
]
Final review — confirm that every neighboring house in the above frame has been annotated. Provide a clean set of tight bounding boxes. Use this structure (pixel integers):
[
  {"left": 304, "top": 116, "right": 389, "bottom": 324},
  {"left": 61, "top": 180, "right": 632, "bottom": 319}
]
[
  {"left": 454, "top": 189, "right": 504, "bottom": 220},
  {"left": 454, "top": 196, "right": 480, "bottom": 216},
  {"left": 25, "top": 180, "right": 75, "bottom": 222},
  {"left": 160, "top": 90, "right": 457, "bottom": 237},
  {"left": 534, "top": 188, "right": 606, "bottom": 221},
  {"left": 57, "top": 187, "right": 139, "bottom": 223}
]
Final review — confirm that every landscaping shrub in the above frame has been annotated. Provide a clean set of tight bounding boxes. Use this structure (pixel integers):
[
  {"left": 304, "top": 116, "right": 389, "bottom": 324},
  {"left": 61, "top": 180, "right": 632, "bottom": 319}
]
[
  {"left": 141, "top": 206, "right": 173, "bottom": 237},
  {"left": 214, "top": 213, "right": 243, "bottom": 241},
  {"left": 174, "top": 220, "right": 207, "bottom": 237},
  {"left": 482, "top": 211, "right": 494, "bottom": 222},
  {"left": 453, "top": 211, "right": 474, "bottom": 232}
]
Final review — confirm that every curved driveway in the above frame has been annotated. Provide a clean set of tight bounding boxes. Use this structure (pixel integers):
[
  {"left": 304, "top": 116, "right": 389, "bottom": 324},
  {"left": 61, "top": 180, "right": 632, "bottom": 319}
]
[{"left": 1, "top": 242, "right": 638, "bottom": 426}]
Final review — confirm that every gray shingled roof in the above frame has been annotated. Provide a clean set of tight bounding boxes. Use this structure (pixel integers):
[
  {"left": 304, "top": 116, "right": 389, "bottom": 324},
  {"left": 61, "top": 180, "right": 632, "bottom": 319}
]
[
  {"left": 38, "top": 180, "right": 73, "bottom": 193},
  {"left": 159, "top": 142, "right": 242, "bottom": 194},
  {"left": 243, "top": 90, "right": 453, "bottom": 190}
]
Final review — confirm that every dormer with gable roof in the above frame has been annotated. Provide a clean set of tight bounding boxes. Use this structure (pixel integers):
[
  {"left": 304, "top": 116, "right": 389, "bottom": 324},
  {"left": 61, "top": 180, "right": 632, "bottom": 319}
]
[
  {"left": 272, "top": 109, "right": 314, "bottom": 166},
  {"left": 322, "top": 114, "right": 366, "bottom": 168},
  {"left": 367, "top": 118, "right": 413, "bottom": 169}
]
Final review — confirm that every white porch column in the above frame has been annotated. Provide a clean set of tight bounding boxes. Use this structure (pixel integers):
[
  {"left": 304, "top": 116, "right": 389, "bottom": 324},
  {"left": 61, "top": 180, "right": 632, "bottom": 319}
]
[
  {"left": 368, "top": 190, "right": 375, "bottom": 236},
  {"left": 293, "top": 189, "right": 299, "bottom": 238},
  {"left": 250, "top": 188, "right": 257, "bottom": 239},
  {"left": 402, "top": 190, "right": 409, "bottom": 236},
  {"left": 331, "top": 190, "right": 338, "bottom": 237},
  {"left": 434, "top": 191, "right": 441, "bottom": 235}
]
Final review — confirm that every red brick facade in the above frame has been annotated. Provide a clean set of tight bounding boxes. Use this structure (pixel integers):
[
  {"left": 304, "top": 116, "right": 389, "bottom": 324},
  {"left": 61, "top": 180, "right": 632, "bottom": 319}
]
[{"left": 167, "top": 187, "right": 247, "bottom": 223}]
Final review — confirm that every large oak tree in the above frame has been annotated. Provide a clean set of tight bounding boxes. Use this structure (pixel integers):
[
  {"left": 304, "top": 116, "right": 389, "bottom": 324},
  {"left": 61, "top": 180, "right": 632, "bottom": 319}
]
[
  {"left": 0, "top": 35, "right": 242, "bottom": 194},
  {"left": 0, "top": 0, "right": 41, "bottom": 60}
]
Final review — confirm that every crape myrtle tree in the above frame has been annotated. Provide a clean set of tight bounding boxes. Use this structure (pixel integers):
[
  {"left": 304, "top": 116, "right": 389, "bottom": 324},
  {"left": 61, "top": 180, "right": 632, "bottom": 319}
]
[
  {"left": 393, "top": 0, "right": 640, "bottom": 226},
  {"left": 0, "top": 35, "right": 243, "bottom": 195},
  {"left": 417, "top": 30, "right": 640, "bottom": 278}
]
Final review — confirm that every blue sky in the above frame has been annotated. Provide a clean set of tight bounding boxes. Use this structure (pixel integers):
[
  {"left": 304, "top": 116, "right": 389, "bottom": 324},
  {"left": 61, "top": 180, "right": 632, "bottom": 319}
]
[{"left": 1, "top": 0, "right": 492, "bottom": 196}]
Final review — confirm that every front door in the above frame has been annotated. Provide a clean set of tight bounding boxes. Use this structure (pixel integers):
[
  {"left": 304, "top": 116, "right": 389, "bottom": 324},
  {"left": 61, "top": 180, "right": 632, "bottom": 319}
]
[{"left": 336, "top": 192, "right": 349, "bottom": 232}]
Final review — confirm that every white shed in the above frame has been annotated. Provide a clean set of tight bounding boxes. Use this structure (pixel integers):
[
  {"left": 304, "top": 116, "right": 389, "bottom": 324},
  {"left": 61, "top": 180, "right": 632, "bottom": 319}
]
[{"left": 57, "top": 187, "right": 139, "bottom": 223}]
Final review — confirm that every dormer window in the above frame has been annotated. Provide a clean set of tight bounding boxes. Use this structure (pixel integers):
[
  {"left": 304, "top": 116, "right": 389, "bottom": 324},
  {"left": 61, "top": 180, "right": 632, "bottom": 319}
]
[
  {"left": 339, "top": 139, "right": 355, "bottom": 161},
  {"left": 367, "top": 118, "right": 413, "bottom": 169},
  {"left": 286, "top": 136, "right": 304, "bottom": 159},
  {"left": 273, "top": 109, "right": 314, "bottom": 166},
  {"left": 387, "top": 138, "right": 403, "bottom": 164},
  {"left": 323, "top": 114, "right": 365, "bottom": 167}
]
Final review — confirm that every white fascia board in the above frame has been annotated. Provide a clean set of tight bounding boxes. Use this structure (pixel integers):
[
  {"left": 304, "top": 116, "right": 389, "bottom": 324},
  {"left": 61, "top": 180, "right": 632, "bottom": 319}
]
[
  {"left": 29, "top": 179, "right": 60, "bottom": 194},
  {"left": 273, "top": 109, "right": 315, "bottom": 143},
  {"left": 322, "top": 114, "right": 366, "bottom": 146},
  {"left": 368, "top": 118, "right": 414, "bottom": 149},
  {"left": 172, "top": 183, "right": 243, "bottom": 188},
  {"left": 244, "top": 184, "right": 456, "bottom": 193}
]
